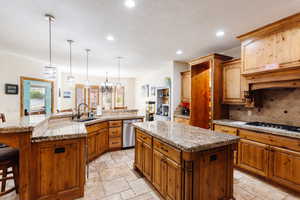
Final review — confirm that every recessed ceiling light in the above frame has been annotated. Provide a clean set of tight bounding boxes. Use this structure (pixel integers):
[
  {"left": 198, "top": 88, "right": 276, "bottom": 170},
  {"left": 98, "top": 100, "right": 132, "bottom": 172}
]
[
  {"left": 125, "top": 0, "right": 135, "bottom": 8},
  {"left": 176, "top": 50, "right": 183, "bottom": 55},
  {"left": 106, "top": 35, "right": 115, "bottom": 41},
  {"left": 216, "top": 30, "right": 225, "bottom": 37}
]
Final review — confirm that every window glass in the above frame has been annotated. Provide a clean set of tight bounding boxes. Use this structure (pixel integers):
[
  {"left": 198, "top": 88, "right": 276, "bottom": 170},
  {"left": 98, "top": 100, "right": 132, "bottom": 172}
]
[
  {"left": 30, "top": 86, "right": 46, "bottom": 113},
  {"left": 115, "top": 86, "right": 125, "bottom": 107}
]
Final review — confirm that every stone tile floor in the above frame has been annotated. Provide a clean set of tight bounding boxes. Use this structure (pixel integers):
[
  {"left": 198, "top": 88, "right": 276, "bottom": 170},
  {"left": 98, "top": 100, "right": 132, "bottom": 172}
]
[{"left": 1, "top": 149, "right": 300, "bottom": 200}]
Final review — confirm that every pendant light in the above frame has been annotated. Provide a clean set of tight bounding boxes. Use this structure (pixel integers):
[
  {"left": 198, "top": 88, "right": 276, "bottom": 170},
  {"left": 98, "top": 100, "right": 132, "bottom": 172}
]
[
  {"left": 43, "top": 14, "right": 56, "bottom": 79},
  {"left": 115, "top": 57, "right": 123, "bottom": 88},
  {"left": 101, "top": 72, "right": 113, "bottom": 93},
  {"left": 84, "top": 49, "right": 91, "bottom": 88},
  {"left": 66, "top": 40, "right": 75, "bottom": 83}
]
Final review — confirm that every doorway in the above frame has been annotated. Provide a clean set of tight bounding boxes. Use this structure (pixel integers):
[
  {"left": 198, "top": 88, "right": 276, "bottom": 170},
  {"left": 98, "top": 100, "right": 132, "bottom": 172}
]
[{"left": 20, "top": 77, "right": 54, "bottom": 116}]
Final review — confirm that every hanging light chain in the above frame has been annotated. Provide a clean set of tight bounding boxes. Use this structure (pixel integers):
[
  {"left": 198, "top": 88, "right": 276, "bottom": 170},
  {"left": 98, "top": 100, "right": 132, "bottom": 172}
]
[
  {"left": 86, "top": 49, "right": 90, "bottom": 82},
  {"left": 67, "top": 40, "right": 74, "bottom": 75}
]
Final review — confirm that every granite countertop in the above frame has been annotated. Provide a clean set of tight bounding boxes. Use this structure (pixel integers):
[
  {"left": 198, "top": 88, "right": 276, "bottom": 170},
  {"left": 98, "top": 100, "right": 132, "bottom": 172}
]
[
  {"left": 0, "top": 113, "right": 144, "bottom": 142},
  {"left": 213, "top": 119, "right": 300, "bottom": 139},
  {"left": 32, "top": 121, "right": 87, "bottom": 143},
  {"left": 133, "top": 121, "right": 239, "bottom": 152},
  {"left": 174, "top": 114, "right": 190, "bottom": 119}
]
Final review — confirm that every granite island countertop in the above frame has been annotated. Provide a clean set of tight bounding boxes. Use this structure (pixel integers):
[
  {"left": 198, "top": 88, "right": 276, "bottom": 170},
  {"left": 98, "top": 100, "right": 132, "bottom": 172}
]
[
  {"left": 213, "top": 119, "right": 300, "bottom": 139},
  {"left": 133, "top": 121, "right": 239, "bottom": 152},
  {"left": 0, "top": 113, "right": 144, "bottom": 143}
]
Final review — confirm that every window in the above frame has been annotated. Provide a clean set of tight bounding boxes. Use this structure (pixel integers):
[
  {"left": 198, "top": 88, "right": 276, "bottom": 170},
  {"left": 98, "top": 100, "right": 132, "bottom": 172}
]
[
  {"left": 115, "top": 86, "right": 125, "bottom": 108},
  {"left": 102, "top": 89, "right": 113, "bottom": 110},
  {"left": 30, "top": 86, "right": 46, "bottom": 113}
]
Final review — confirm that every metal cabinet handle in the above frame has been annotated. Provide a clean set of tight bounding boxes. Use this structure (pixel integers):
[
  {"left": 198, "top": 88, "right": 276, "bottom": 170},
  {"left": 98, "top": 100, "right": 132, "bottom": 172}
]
[{"left": 54, "top": 147, "right": 65, "bottom": 154}]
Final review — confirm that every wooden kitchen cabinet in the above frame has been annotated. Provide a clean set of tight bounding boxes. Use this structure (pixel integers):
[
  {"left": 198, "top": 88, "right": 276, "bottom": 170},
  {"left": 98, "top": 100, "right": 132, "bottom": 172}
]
[
  {"left": 97, "top": 129, "right": 109, "bottom": 156},
  {"left": 135, "top": 131, "right": 153, "bottom": 181},
  {"left": 269, "top": 146, "right": 300, "bottom": 191},
  {"left": 152, "top": 149, "right": 181, "bottom": 200},
  {"left": 214, "top": 124, "right": 238, "bottom": 165},
  {"left": 143, "top": 143, "right": 153, "bottom": 181},
  {"left": 238, "top": 13, "right": 300, "bottom": 75},
  {"left": 238, "top": 139, "right": 269, "bottom": 177},
  {"left": 87, "top": 122, "right": 109, "bottom": 162},
  {"left": 165, "top": 158, "right": 181, "bottom": 200},
  {"left": 181, "top": 71, "right": 191, "bottom": 102},
  {"left": 222, "top": 59, "right": 246, "bottom": 104},
  {"left": 87, "top": 132, "right": 97, "bottom": 161},
  {"left": 109, "top": 120, "right": 122, "bottom": 150},
  {"left": 152, "top": 149, "right": 165, "bottom": 193},
  {"left": 135, "top": 138, "right": 144, "bottom": 172},
  {"left": 31, "top": 139, "right": 85, "bottom": 200}
]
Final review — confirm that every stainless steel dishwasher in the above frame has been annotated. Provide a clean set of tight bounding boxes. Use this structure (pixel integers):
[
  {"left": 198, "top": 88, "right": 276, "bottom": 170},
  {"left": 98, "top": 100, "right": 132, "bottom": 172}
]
[{"left": 123, "top": 119, "right": 143, "bottom": 148}]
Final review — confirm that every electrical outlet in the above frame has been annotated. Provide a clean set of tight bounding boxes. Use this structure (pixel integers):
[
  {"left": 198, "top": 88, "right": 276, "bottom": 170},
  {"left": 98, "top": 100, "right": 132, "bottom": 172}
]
[{"left": 248, "top": 110, "right": 252, "bottom": 116}]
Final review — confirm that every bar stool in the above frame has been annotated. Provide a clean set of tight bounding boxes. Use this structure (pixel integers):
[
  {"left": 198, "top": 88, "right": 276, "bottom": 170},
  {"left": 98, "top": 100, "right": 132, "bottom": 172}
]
[
  {"left": 0, "top": 147, "right": 19, "bottom": 196},
  {"left": 0, "top": 113, "right": 19, "bottom": 196}
]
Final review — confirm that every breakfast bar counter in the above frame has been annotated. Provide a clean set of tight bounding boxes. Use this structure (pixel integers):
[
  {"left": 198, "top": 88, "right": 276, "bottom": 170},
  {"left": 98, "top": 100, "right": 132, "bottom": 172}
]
[{"left": 133, "top": 121, "right": 239, "bottom": 200}]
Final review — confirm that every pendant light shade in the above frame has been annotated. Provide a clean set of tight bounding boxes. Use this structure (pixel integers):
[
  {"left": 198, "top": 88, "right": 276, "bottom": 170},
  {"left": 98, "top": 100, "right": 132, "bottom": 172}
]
[
  {"left": 43, "top": 14, "right": 57, "bottom": 80},
  {"left": 84, "top": 49, "right": 91, "bottom": 88},
  {"left": 66, "top": 40, "right": 75, "bottom": 83},
  {"left": 115, "top": 57, "right": 123, "bottom": 88}
]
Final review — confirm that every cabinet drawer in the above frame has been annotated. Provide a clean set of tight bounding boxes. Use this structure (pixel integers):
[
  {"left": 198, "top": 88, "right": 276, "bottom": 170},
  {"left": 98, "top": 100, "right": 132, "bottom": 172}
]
[
  {"left": 109, "top": 137, "right": 122, "bottom": 148},
  {"left": 86, "top": 122, "right": 108, "bottom": 133},
  {"left": 136, "top": 130, "right": 152, "bottom": 146},
  {"left": 239, "top": 129, "right": 300, "bottom": 152},
  {"left": 214, "top": 124, "right": 237, "bottom": 135},
  {"left": 109, "top": 127, "right": 122, "bottom": 138},
  {"left": 109, "top": 120, "right": 122, "bottom": 127},
  {"left": 153, "top": 138, "right": 181, "bottom": 164}
]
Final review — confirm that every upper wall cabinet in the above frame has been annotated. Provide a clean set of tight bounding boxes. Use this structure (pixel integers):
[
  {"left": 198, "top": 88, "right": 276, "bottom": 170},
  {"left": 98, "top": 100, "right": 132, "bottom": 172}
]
[
  {"left": 181, "top": 71, "right": 191, "bottom": 102},
  {"left": 237, "top": 13, "right": 300, "bottom": 76},
  {"left": 222, "top": 59, "right": 247, "bottom": 105}
]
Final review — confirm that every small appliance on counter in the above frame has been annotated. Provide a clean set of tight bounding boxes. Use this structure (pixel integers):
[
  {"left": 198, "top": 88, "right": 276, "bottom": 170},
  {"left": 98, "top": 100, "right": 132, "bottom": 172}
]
[{"left": 146, "top": 101, "right": 155, "bottom": 121}]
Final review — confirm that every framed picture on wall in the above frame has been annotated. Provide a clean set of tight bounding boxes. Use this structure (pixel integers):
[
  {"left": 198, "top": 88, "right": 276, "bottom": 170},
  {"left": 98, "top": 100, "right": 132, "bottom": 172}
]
[
  {"left": 63, "top": 91, "right": 72, "bottom": 98},
  {"left": 5, "top": 84, "right": 18, "bottom": 95}
]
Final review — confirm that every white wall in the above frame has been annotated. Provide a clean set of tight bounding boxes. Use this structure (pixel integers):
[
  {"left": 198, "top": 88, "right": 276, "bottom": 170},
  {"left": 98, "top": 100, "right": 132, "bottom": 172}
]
[
  {"left": 135, "top": 62, "right": 173, "bottom": 116},
  {"left": 171, "top": 61, "right": 189, "bottom": 115},
  {"left": 0, "top": 50, "right": 58, "bottom": 119},
  {"left": 59, "top": 72, "right": 136, "bottom": 110}
]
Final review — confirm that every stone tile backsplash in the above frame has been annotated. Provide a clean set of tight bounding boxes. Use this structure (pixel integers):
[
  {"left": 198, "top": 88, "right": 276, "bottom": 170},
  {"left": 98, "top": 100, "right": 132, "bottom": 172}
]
[{"left": 229, "top": 88, "right": 300, "bottom": 126}]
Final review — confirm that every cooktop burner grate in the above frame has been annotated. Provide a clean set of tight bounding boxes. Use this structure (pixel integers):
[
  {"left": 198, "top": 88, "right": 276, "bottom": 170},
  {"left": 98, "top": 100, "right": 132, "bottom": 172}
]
[{"left": 245, "top": 122, "right": 300, "bottom": 133}]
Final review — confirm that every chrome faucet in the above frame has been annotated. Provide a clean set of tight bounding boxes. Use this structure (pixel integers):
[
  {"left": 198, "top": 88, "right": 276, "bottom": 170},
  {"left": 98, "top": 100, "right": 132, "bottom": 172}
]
[{"left": 77, "top": 103, "right": 89, "bottom": 120}]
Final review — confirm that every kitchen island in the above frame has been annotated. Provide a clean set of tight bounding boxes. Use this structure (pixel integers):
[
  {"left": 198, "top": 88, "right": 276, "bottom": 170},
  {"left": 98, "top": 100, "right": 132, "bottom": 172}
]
[
  {"left": 133, "top": 121, "right": 239, "bottom": 200},
  {"left": 0, "top": 113, "right": 144, "bottom": 200}
]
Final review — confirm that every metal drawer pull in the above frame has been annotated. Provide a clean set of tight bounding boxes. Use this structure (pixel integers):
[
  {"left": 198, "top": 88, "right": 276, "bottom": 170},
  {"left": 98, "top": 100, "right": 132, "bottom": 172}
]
[{"left": 55, "top": 147, "right": 65, "bottom": 154}]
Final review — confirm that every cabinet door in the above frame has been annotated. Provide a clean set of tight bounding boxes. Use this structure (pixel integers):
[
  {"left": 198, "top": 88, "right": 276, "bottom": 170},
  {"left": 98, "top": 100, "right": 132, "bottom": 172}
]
[
  {"left": 223, "top": 60, "right": 246, "bottom": 104},
  {"left": 96, "top": 129, "right": 107, "bottom": 156},
  {"left": 166, "top": 158, "right": 181, "bottom": 200},
  {"left": 152, "top": 149, "right": 165, "bottom": 194},
  {"left": 143, "top": 143, "right": 153, "bottom": 181},
  {"left": 238, "top": 139, "right": 269, "bottom": 177},
  {"left": 33, "top": 140, "right": 84, "bottom": 200},
  {"left": 135, "top": 138, "right": 143, "bottom": 171},
  {"left": 88, "top": 133, "right": 97, "bottom": 161},
  {"left": 56, "top": 143, "right": 80, "bottom": 194},
  {"left": 269, "top": 147, "right": 300, "bottom": 191}
]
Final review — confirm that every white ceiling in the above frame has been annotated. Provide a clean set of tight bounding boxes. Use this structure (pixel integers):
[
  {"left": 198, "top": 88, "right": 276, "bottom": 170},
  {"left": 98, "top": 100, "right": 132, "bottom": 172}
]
[{"left": 0, "top": 0, "right": 299, "bottom": 77}]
